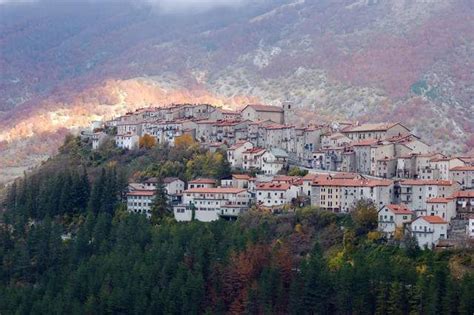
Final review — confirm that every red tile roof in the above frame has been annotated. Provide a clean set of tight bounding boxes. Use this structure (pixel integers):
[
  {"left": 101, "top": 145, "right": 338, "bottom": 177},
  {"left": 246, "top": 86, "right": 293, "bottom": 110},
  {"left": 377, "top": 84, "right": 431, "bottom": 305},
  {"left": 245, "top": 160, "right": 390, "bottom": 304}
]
[
  {"left": 419, "top": 216, "right": 447, "bottom": 224},
  {"left": 451, "top": 190, "right": 474, "bottom": 198},
  {"left": 400, "top": 179, "right": 455, "bottom": 186},
  {"left": 342, "top": 122, "right": 405, "bottom": 133},
  {"left": 188, "top": 178, "right": 216, "bottom": 184},
  {"left": 185, "top": 187, "right": 247, "bottom": 194},
  {"left": 242, "top": 104, "right": 284, "bottom": 113},
  {"left": 351, "top": 139, "right": 380, "bottom": 146},
  {"left": 256, "top": 183, "right": 291, "bottom": 191},
  {"left": 312, "top": 178, "right": 392, "bottom": 187},
  {"left": 386, "top": 204, "right": 413, "bottom": 215},
  {"left": 427, "top": 197, "right": 452, "bottom": 203},
  {"left": 450, "top": 166, "right": 474, "bottom": 171},
  {"left": 127, "top": 190, "right": 156, "bottom": 196},
  {"left": 232, "top": 174, "right": 251, "bottom": 180},
  {"left": 243, "top": 147, "right": 266, "bottom": 154}
]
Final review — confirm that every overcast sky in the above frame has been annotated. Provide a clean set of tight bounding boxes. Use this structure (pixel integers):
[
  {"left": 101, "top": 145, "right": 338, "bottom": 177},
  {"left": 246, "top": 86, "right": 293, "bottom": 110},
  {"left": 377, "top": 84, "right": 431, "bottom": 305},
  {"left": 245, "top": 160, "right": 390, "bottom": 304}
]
[{"left": 0, "top": 0, "right": 253, "bottom": 12}]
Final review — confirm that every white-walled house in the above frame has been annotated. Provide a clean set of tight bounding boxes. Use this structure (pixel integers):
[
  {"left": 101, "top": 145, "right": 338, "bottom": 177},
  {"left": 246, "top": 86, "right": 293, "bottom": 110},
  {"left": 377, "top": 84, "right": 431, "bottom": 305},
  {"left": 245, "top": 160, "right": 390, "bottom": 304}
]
[
  {"left": 127, "top": 190, "right": 155, "bottom": 218},
  {"left": 115, "top": 133, "right": 140, "bottom": 150},
  {"left": 173, "top": 187, "right": 251, "bottom": 222},
  {"left": 449, "top": 165, "right": 474, "bottom": 189},
  {"left": 92, "top": 131, "right": 108, "bottom": 150},
  {"left": 378, "top": 204, "right": 414, "bottom": 238},
  {"left": 426, "top": 197, "right": 456, "bottom": 222},
  {"left": 396, "top": 180, "right": 460, "bottom": 216},
  {"left": 227, "top": 141, "right": 254, "bottom": 168},
  {"left": 255, "top": 182, "right": 299, "bottom": 208},
  {"left": 188, "top": 178, "right": 216, "bottom": 189},
  {"left": 242, "top": 147, "right": 266, "bottom": 171},
  {"left": 411, "top": 216, "right": 448, "bottom": 249},
  {"left": 261, "top": 148, "right": 288, "bottom": 175}
]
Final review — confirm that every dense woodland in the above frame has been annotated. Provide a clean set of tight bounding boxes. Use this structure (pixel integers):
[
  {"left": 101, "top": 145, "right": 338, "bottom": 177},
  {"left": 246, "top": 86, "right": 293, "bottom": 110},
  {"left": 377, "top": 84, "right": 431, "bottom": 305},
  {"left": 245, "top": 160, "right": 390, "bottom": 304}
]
[{"left": 0, "top": 136, "right": 473, "bottom": 314}]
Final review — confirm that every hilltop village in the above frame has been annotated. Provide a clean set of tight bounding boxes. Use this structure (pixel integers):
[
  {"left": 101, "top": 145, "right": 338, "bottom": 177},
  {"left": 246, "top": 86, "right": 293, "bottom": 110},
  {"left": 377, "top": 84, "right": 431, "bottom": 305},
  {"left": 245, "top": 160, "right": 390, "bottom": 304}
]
[{"left": 87, "top": 103, "right": 474, "bottom": 249}]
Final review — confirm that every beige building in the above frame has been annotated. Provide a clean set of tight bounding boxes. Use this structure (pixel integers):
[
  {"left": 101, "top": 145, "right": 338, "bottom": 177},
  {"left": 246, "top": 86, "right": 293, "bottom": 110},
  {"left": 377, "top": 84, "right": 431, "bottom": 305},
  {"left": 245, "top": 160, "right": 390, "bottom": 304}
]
[
  {"left": 227, "top": 141, "right": 254, "bottom": 169},
  {"left": 396, "top": 179, "right": 460, "bottom": 215},
  {"left": 342, "top": 122, "right": 411, "bottom": 141},
  {"left": 449, "top": 165, "right": 474, "bottom": 189},
  {"left": 241, "top": 104, "right": 285, "bottom": 124},
  {"left": 378, "top": 204, "right": 414, "bottom": 238},
  {"left": 411, "top": 216, "right": 448, "bottom": 249},
  {"left": 426, "top": 197, "right": 456, "bottom": 222}
]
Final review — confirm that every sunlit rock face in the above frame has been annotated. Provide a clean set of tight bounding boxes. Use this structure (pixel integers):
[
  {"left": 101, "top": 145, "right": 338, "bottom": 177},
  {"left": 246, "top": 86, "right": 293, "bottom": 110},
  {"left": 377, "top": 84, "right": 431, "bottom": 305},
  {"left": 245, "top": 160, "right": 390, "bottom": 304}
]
[{"left": 0, "top": 0, "right": 473, "bottom": 183}]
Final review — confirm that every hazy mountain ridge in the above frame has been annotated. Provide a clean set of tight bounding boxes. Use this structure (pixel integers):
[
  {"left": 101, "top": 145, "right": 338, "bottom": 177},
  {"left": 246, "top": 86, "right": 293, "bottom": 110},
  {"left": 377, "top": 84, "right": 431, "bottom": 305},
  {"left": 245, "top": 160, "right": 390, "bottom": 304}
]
[{"left": 0, "top": 0, "right": 473, "bottom": 183}]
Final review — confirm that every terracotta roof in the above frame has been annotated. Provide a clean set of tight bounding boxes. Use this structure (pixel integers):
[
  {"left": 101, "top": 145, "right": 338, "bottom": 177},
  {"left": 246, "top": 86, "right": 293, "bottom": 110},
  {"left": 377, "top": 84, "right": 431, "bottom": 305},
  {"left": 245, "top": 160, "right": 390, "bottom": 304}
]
[
  {"left": 430, "top": 157, "right": 462, "bottom": 162},
  {"left": 418, "top": 216, "right": 447, "bottom": 224},
  {"left": 243, "top": 147, "right": 266, "bottom": 154},
  {"left": 127, "top": 190, "right": 156, "bottom": 196},
  {"left": 256, "top": 183, "right": 291, "bottom": 191},
  {"left": 427, "top": 197, "right": 452, "bottom": 203},
  {"left": 264, "top": 124, "right": 292, "bottom": 130},
  {"left": 451, "top": 190, "right": 474, "bottom": 198},
  {"left": 242, "top": 104, "right": 284, "bottom": 113},
  {"left": 185, "top": 187, "right": 247, "bottom": 194},
  {"left": 450, "top": 166, "right": 474, "bottom": 171},
  {"left": 400, "top": 179, "right": 455, "bottom": 186},
  {"left": 342, "top": 122, "right": 405, "bottom": 133},
  {"left": 385, "top": 204, "right": 413, "bottom": 215},
  {"left": 312, "top": 178, "right": 392, "bottom": 187},
  {"left": 330, "top": 172, "right": 362, "bottom": 179},
  {"left": 351, "top": 139, "right": 380, "bottom": 146},
  {"left": 188, "top": 178, "right": 216, "bottom": 184},
  {"left": 273, "top": 175, "right": 301, "bottom": 183},
  {"left": 229, "top": 140, "right": 251, "bottom": 150},
  {"left": 232, "top": 174, "right": 251, "bottom": 180}
]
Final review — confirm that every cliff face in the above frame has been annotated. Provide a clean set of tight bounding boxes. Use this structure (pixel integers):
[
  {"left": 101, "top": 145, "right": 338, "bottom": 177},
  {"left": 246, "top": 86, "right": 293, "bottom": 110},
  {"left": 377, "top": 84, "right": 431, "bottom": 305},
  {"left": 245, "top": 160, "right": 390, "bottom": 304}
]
[{"left": 1, "top": 0, "right": 473, "bottom": 183}]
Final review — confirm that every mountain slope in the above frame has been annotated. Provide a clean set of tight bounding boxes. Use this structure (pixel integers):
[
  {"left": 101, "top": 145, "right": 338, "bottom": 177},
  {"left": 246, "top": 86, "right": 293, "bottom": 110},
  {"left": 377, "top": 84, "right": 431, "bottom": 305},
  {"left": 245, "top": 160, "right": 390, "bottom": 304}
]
[{"left": 0, "top": 0, "right": 473, "bottom": 183}]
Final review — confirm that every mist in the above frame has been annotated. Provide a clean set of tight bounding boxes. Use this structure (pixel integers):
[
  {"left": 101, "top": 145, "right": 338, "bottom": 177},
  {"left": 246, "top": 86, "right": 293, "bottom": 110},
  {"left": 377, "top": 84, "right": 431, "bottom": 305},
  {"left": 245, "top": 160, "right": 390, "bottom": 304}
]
[{"left": 0, "top": 0, "right": 255, "bottom": 13}]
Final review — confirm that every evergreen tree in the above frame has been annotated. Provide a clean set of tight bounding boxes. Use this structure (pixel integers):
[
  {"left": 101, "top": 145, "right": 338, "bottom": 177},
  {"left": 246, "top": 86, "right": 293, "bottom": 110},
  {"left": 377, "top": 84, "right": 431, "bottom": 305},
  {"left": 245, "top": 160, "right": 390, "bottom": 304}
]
[{"left": 150, "top": 178, "right": 170, "bottom": 224}]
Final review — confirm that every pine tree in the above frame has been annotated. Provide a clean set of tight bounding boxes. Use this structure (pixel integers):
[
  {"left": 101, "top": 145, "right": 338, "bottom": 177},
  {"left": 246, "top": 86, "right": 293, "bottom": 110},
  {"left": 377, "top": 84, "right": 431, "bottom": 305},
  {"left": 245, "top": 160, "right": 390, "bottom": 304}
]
[
  {"left": 387, "top": 281, "right": 404, "bottom": 315},
  {"left": 150, "top": 178, "right": 170, "bottom": 224},
  {"left": 88, "top": 168, "right": 106, "bottom": 214}
]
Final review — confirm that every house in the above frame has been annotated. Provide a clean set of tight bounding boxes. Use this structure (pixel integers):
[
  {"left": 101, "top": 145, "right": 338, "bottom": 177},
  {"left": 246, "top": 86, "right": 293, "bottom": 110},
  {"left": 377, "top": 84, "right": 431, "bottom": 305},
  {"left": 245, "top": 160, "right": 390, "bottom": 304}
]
[
  {"left": 127, "top": 190, "right": 155, "bottom": 218},
  {"left": 261, "top": 148, "right": 288, "bottom": 175},
  {"left": 188, "top": 178, "right": 216, "bottom": 189},
  {"left": 241, "top": 104, "right": 284, "bottom": 124},
  {"left": 411, "top": 216, "right": 448, "bottom": 249},
  {"left": 449, "top": 165, "right": 474, "bottom": 189},
  {"left": 451, "top": 190, "right": 474, "bottom": 219},
  {"left": 426, "top": 197, "right": 456, "bottom": 222},
  {"left": 231, "top": 174, "right": 252, "bottom": 189},
  {"left": 242, "top": 147, "right": 266, "bottom": 171},
  {"left": 257, "top": 124, "right": 296, "bottom": 154},
  {"left": 321, "top": 132, "right": 351, "bottom": 149},
  {"left": 311, "top": 178, "right": 393, "bottom": 213},
  {"left": 227, "top": 141, "right": 254, "bottom": 169},
  {"left": 115, "top": 133, "right": 139, "bottom": 150},
  {"left": 92, "top": 131, "right": 107, "bottom": 150},
  {"left": 378, "top": 204, "right": 414, "bottom": 238},
  {"left": 341, "top": 122, "right": 411, "bottom": 141},
  {"left": 428, "top": 157, "right": 465, "bottom": 180},
  {"left": 396, "top": 180, "right": 461, "bottom": 216},
  {"left": 256, "top": 182, "right": 299, "bottom": 208},
  {"left": 173, "top": 187, "right": 251, "bottom": 222}
]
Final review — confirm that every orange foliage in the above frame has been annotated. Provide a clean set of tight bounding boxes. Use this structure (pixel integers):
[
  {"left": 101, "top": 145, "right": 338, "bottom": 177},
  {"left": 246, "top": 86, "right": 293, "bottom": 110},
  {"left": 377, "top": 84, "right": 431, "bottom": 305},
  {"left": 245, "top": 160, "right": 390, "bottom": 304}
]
[{"left": 139, "top": 134, "right": 156, "bottom": 149}]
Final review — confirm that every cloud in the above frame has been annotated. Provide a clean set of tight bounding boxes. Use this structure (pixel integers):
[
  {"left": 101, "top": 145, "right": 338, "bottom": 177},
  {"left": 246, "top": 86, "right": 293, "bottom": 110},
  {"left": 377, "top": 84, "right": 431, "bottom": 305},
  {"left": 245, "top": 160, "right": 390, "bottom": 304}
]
[
  {"left": 147, "top": 0, "right": 251, "bottom": 13},
  {"left": 0, "top": 0, "right": 253, "bottom": 12}
]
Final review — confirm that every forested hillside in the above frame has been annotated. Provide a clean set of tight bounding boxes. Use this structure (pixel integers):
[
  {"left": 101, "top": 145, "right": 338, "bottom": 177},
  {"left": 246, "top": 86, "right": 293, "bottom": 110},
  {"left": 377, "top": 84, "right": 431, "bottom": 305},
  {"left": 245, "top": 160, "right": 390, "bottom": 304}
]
[
  {"left": 1, "top": 136, "right": 473, "bottom": 314},
  {"left": 1, "top": 0, "right": 473, "bottom": 184}
]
